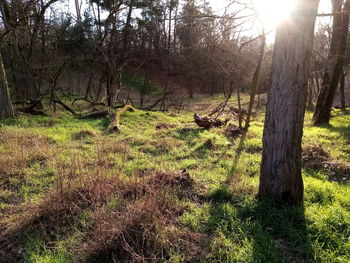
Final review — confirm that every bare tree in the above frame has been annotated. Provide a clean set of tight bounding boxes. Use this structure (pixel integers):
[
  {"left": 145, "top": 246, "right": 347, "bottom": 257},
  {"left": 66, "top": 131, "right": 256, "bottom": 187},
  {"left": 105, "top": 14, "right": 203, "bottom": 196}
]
[
  {"left": 313, "top": 0, "right": 350, "bottom": 125},
  {"left": 0, "top": 51, "right": 14, "bottom": 119},
  {"left": 259, "top": 0, "right": 320, "bottom": 203}
]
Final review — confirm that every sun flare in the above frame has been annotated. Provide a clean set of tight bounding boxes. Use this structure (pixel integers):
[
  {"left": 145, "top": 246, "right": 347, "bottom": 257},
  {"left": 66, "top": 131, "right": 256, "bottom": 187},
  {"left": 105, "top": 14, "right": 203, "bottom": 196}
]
[{"left": 253, "top": 0, "right": 296, "bottom": 29}]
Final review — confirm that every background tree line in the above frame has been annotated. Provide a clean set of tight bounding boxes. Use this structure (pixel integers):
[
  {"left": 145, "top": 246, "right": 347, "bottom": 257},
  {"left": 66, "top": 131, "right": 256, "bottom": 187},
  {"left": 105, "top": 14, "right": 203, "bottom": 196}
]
[{"left": 0, "top": 0, "right": 270, "bottom": 116}]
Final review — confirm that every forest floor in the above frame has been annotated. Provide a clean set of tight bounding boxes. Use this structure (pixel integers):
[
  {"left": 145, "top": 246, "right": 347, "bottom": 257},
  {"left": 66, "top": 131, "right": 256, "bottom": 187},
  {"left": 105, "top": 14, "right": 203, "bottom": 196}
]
[{"left": 0, "top": 95, "right": 349, "bottom": 263}]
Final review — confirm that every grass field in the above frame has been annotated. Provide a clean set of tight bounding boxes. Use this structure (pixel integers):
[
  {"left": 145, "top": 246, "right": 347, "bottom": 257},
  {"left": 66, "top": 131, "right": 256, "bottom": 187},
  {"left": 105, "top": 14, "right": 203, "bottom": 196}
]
[{"left": 0, "top": 96, "right": 349, "bottom": 263}]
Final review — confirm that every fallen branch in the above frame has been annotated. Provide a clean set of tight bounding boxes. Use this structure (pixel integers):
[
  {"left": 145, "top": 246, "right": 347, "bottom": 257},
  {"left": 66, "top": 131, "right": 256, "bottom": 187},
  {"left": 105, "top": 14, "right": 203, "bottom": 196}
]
[
  {"left": 72, "top": 97, "right": 106, "bottom": 108},
  {"left": 194, "top": 113, "right": 227, "bottom": 129},
  {"left": 16, "top": 94, "right": 46, "bottom": 115},
  {"left": 53, "top": 98, "right": 78, "bottom": 116}
]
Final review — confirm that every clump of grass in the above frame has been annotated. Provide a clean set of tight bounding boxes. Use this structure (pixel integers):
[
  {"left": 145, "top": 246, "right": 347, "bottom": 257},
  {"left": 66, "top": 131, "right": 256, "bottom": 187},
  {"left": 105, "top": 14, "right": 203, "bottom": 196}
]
[
  {"left": 302, "top": 145, "right": 350, "bottom": 183},
  {"left": 0, "top": 174, "right": 121, "bottom": 262},
  {"left": 72, "top": 129, "right": 98, "bottom": 140},
  {"left": 302, "top": 145, "right": 329, "bottom": 170},
  {"left": 100, "top": 139, "right": 131, "bottom": 155},
  {"left": 76, "top": 192, "right": 204, "bottom": 263}
]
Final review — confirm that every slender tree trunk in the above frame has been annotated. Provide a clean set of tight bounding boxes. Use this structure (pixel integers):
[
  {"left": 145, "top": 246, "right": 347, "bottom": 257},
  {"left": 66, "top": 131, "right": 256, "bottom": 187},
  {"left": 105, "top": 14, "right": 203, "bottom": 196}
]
[
  {"left": 259, "top": 0, "right": 320, "bottom": 203},
  {"left": 340, "top": 69, "right": 346, "bottom": 109},
  {"left": 85, "top": 74, "right": 94, "bottom": 99},
  {"left": 173, "top": 4, "right": 178, "bottom": 53},
  {"left": 236, "top": 83, "right": 242, "bottom": 129},
  {"left": 244, "top": 34, "right": 265, "bottom": 131},
  {"left": 308, "top": 81, "right": 313, "bottom": 106},
  {"left": 75, "top": 0, "right": 81, "bottom": 23},
  {"left": 313, "top": 0, "right": 350, "bottom": 124},
  {"left": 0, "top": 52, "right": 15, "bottom": 119}
]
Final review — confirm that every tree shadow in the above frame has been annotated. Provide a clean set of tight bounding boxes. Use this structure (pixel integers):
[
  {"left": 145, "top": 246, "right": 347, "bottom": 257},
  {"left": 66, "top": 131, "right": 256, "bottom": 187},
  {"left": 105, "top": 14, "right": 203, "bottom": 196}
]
[
  {"left": 250, "top": 199, "right": 315, "bottom": 263},
  {"left": 205, "top": 188, "right": 315, "bottom": 262},
  {"left": 173, "top": 127, "right": 204, "bottom": 141},
  {"left": 226, "top": 133, "right": 248, "bottom": 184},
  {"left": 312, "top": 110, "right": 350, "bottom": 143},
  {"left": 204, "top": 129, "right": 315, "bottom": 261},
  {"left": 324, "top": 123, "right": 350, "bottom": 143}
]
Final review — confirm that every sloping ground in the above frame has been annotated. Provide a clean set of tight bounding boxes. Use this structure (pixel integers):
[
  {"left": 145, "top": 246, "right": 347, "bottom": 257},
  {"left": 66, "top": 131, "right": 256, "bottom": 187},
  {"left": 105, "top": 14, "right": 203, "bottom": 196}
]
[{"left": 0, "top": 97, "right": 349, "bottom": 263}]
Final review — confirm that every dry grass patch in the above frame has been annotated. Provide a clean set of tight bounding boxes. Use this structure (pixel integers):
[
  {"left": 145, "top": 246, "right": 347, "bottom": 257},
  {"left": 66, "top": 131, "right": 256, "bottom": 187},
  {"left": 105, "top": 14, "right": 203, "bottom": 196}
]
[
  {"left": 76, "top": 192, "right": 205, "bottom": 263},
  {"left": 0, "top": 167, "right": 202, "bottom": 262},
  {"left": 0, "top": 175, "right": 121, "bottom": 262},
  {"left": 302, "top": 145, "right": 350, "bottom": 183},
  {"left": 0, "top": 129, "right": 55, "bottom": 176},
  {"left": 100, "top": 140, "right": 131, "bottom": 155},
  {"left": 72, "top": 129, "right": 98, "bottom": 140},
  {"left": 0, "top": 129, "right": 56, "bottom": 217}
]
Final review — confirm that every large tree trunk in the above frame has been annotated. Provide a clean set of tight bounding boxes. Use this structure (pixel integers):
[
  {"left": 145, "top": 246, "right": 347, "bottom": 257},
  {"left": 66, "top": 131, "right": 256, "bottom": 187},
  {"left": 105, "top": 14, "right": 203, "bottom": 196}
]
[
  {"left": 259, "top": 0, "right": 320, "bottom": 203},
  {"left": 0, "top": 52, "right": 15, "bottom": 119},
  {"left": 313, "top": 0, "right": 350, "bottom": 124},
  {"left": 12, "top": 57, "right": 40, "bottom": 100}
]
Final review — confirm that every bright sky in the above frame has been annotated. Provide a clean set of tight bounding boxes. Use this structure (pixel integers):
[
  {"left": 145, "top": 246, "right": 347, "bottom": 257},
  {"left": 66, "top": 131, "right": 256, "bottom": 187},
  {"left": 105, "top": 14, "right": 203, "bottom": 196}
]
[
  {"left": 62, "top": 0, "right": 333, "bottom": 43},
  {"left": 209, "top": 0, "right": 332, "bottom": 40}
]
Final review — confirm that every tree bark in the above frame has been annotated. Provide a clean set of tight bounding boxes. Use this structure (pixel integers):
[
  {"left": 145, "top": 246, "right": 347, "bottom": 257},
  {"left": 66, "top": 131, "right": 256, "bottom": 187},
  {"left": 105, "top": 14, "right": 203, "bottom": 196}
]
[
  {"left": 340, "top": 69, "right": 346, "bottom": 109},
  {"left": 308, "top": 81, "right": 314, "bottom": 106},
  {"left": 259, "top": 0, "right": 320, "bottom": 203},
  {"left": 0, "top": 52, "right": 15, "bottom": 119},
  {"left": 313, "top": 0, "right": 350, "bottom": 124}
]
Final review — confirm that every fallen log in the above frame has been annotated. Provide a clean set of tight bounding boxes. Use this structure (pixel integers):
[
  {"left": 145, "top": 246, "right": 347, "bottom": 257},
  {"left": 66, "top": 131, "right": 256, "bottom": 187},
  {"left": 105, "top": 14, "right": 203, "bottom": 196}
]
[
  {"left": 107, "top": 105, "right": 135, "bottom": 133},
  {"left": 194, "top": 113, "right": 227, "bottom": 129}
]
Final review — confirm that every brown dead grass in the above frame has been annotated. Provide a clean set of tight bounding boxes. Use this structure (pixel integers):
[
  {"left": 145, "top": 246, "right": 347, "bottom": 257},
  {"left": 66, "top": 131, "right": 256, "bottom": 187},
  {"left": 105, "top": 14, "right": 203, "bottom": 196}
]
[
  {"left": 77, "top": 192, "right": 205, "bottom": 263},
  {"left": 302, "top": 145, "right": 350, "bottom": 183},
  {"left": 302, "top": 145, "right": 329, "bottom": 170},
  {"left": 72, "top": 129, "right": 98, "bottom": 140},
  {"left": 138, "top": 137, "right": 183, "bottom": 155},
  {"left": 0, "top": 129, "right": 55, "bottom": 178},
  {"left": 0, "top": 165, "right": 203, "bottom": 262}
]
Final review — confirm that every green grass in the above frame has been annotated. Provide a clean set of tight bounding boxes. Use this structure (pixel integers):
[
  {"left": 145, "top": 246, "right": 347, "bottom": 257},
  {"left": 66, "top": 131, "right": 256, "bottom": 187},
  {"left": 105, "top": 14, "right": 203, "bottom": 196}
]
[{"left": 0, "top": 98, "right": 349, "bottom": 262}]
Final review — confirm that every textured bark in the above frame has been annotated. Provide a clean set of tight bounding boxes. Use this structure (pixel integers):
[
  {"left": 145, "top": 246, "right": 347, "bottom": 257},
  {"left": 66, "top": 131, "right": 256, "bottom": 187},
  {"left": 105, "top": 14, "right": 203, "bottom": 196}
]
[
  {"left": 259, "top": 0, "right": 320, "bottom": 203},
  {"left": 313, "top": 0, "right": 350, "bottom": 124},
  {"left": 0, "top": 52, "right": 15, "bottom": 119}
]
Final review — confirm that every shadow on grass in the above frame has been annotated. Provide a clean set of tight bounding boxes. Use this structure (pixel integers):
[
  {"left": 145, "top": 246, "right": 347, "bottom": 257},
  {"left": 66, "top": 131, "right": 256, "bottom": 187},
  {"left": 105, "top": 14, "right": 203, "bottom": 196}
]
[
  {"left": 206, "top": 132, "right": 315, "bottom": 262},
  {"left": 206, "top": 188, "right": 315, "bottom": 262},
  {"left": 324, "top": 123, "right": 350, "bottom": 143},
  {"left": 312, "top": 110, "right": 350, "bottom": 142},
  {"left": 250, "top": 199, "right": 314, "bottom": 263},
  {"left": 174, "top": 127, "right": 204, "bottom": 141},
  {"left": 226, "top": 133, "right": 247, "bottom": 184}
]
